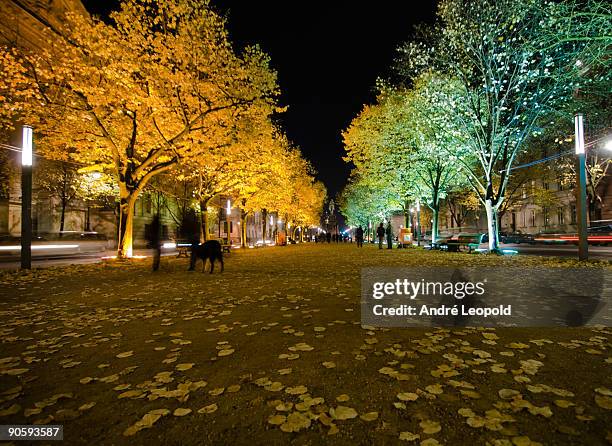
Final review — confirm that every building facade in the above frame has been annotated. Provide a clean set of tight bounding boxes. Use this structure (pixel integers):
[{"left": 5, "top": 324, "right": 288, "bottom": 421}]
[{"left": 434, "top": 176, "right": 611, "bottom": 236}]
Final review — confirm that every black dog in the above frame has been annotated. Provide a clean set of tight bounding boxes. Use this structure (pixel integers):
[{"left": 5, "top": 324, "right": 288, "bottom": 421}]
[{"left": 188, "top": 240, "right": 224, "bottom": 273}]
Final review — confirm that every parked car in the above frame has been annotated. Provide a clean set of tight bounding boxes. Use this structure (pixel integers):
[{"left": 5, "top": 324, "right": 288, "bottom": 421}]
[
  {"left": 588, "top": 224, "right": 612, "bottom": 233},
  {"left": 500, "top": 232, "right": 536, "bottom": 245}
]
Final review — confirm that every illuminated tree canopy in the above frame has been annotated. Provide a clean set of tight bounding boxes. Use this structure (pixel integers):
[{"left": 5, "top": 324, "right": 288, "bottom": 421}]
[
  {"left": 0, "top": 0, "right": 328, "bottom": 255},
  {"left": 341, "top": 0, "right": 611, "bottom": 251}
]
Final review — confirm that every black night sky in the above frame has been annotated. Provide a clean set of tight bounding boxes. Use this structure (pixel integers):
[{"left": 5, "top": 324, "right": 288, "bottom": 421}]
[{"left": 83, "top": 1, "right": 438, "bottom": 198}]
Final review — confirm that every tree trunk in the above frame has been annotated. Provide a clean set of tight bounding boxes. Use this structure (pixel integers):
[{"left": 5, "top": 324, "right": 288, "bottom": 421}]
[
  {"left": 59, "top": 197, "right": 66, "bottom": 233},
  {"left": 117, "top": 193, "right": 137, "bottom": 258},
  {"left": 262, "top": 209, "right": 268, "bottom": 243},
  {"left": 484, "top": 199, "right": 501, "bottom": 253},
  {"left": 454, "top": 209, "right": 463, "bottom": 228},
  {"left": 85, "top": 205, "right": 90, "bottom": 231},
  {"left": 200, "top": 198, "right": 212, "bottom": 242},
  {"left": 240, "top": 210, "right": 248, "bottom": 248},
  {"left": 59, "top": 167, "right": 68, "bottom": 233},
  {"left": 430, "top": 190, "right": 440, "bottom": 244},
  {"left": 431, "top": 207, "right": 439, "bottom": 244}
]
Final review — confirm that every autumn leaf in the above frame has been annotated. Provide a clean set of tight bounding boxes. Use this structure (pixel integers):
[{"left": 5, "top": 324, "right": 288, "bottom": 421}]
[
  {"left": 197, "top": 404, "right": 218, "bottom": 414},
  {"left": 329, "top": 406, "right": 358, "bottom": 420}
]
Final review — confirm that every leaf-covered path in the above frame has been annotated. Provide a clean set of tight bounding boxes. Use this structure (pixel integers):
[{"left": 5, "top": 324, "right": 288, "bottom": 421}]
[{"left": 0, "top": 245, "right": 610, "bottom": 445}]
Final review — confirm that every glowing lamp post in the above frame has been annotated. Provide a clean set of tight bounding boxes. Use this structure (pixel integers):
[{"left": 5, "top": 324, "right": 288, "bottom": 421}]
[
  {"left": 574, "top": 114, "right": 612, "bottom": 261},
  {"left": 21, "top": 126, "right": 33, "bottom": 270},
  {"left": 574, "top": 114, "right": 588, "bottom": 261},
  {"left": 415, "top": 199, "right": 421, "bottom": 247},
  {"left": 226, "top": 199, "right": 231, "bottom": 244}
]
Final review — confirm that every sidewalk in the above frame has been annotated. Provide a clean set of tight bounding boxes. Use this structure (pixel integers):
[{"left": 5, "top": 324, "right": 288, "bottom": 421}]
[{"left": 0, "top": 248, "right": 180, "bottom": 270}]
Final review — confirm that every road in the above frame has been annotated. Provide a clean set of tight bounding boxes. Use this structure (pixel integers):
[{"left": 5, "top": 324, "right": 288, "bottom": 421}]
[
  {"left": 0, "top": 249, "right": 181, "bottom": 270},
  {"left": 1, "top": 243, "right": 610, "bottom": 270},
  {"left": 501, "top": 243, "right": 612, "bottom": 261}
]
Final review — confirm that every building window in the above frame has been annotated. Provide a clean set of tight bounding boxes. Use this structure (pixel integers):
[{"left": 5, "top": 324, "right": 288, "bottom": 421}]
[
  {"left": 557, "top": 207, "right": 564, "bottom": 225},
  {"left": 530, "top": 210, "right": 536, "bottom": 227},
  {"left": 570, "top": 205, "right": 577, "bottom": 225}
]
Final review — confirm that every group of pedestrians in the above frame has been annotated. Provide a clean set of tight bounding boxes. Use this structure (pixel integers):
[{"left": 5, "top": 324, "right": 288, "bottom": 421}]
[
  {"left": 353, "top": 222, "right": 394, "bottom": 249},
  {"left": 377, "top": 222, "right": 394, "bottom": 249}
]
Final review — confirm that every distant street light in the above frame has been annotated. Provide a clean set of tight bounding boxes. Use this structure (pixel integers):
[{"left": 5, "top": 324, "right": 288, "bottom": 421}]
[
  {"left": 415, "top": 199, "right": 421, "bottom": 247},
  {"left": 21, "top": 126, "right": 33, "bottom": 270}
]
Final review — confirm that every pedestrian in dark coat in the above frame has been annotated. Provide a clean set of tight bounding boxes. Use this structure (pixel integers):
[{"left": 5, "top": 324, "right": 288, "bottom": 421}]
[
  {"left": 386, "top": 221, "right": 393, "bottom": 249},
  {"left": 355, "top": 226, "right": 364, "bottom": 248},
  {"left": 376, "top": 223, "right": 385, "bottom": 249}
]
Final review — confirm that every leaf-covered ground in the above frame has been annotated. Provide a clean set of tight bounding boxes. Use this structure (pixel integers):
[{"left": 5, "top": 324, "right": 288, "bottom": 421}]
[{"left": 0, "top": 244, "right": 610, "bottom": 445}]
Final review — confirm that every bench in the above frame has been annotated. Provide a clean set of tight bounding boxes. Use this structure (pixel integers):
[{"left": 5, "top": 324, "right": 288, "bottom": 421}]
[
  {"left": 175, "top": 239, "right": 231, "bottom": 257},
  {"left": 430, "top": 236, "right": 453, "bottom": 250},
  {"left": 445, "top": 234, "right": 485, "bottom": 253},
  {"left": 175, "top": 241, "right": 192, "bottom": 258}
]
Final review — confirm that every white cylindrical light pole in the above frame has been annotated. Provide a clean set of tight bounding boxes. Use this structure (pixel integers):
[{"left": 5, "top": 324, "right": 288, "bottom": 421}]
[
  {"left": 574, "top": 113, "right": 588, "bottom": 261},
  {"left": 21, "top": 126, "right": 33, "bottom": 269},
  {"left": 416, "top": 199, "right": 421, "bottom": 247},
  {"left": 226, "top": 199, "right": 231, "bottom": 245}
]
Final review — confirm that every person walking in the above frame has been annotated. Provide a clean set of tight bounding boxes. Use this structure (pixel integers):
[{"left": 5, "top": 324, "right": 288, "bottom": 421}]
[
  {"left": 355, "top": 225, "right": 364, "bottom": 248},
  {"left": 386, "top": 221, "right": 393, "bottom": 249},
  {"left": 376, "top": 223, "right": 385, "bottom": 249}
]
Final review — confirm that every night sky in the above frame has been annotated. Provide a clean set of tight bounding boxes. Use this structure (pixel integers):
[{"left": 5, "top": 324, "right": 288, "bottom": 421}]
[{"left": 83, "top": 1, "right": 438, "bottom": 198}]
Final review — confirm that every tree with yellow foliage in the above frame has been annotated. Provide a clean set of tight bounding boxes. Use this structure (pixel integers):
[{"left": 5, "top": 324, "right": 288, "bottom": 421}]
[
  {"left": 0, "top": 0, "right": 279, "bottom": 257},
  {"left": 278, "top": 150, "right": 326, "bottom": 239}
]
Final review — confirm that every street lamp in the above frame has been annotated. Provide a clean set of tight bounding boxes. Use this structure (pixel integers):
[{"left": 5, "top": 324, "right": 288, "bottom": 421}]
[
  {"left": 415, "top": 199, "right": 421, "bottom": 247},
  {"left": 21, "top": 126, "right": 33, "bottom": 270},
  {"left": 574, "top": 114, "right": 612, "bottom": 261},
  {"left": 226, "top": 199, "right": 231, "bottom": 245},
  {"left": 574, "top": 113, "right": 588, "bottom": 260}
]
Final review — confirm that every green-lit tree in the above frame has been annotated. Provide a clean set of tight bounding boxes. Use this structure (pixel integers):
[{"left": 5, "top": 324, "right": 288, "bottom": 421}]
[
  {"left": 343, "top": 73, "right": 469, "bottom": 242},
  {"left": 396, "top": 0, "right": 601, "bottom": 251}
]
